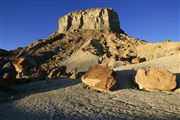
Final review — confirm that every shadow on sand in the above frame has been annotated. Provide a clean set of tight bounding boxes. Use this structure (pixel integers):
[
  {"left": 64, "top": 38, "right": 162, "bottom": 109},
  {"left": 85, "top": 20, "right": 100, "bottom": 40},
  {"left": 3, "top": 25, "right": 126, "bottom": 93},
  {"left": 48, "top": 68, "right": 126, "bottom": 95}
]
[
  {"left": 1, "top": 71, "right": 180, "bottom": 120},
  {"left": 175, "top": 73, "right": 180, "bottom": 88},
  {"left": 113, "top": 70, "right": 137, "bottom": 90},
  {"left": 2, "top": 70, "right": 180, "bottom": 103},
  {"left": 113, "top": 70, "right": 180, "bottom": 91},
  {"left": 0, "top": 78, "right": 81, "bottom": 103}
]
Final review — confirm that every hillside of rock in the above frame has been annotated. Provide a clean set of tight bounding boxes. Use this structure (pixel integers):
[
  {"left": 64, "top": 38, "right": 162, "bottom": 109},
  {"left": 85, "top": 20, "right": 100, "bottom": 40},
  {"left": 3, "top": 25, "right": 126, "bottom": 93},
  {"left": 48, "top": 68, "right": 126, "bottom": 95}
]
[
  {"left": 0, "top": 8, "right": 180, "bottom": 119},
  {"left": 0, "top": 7, "right": 179, "bottom": 88}
]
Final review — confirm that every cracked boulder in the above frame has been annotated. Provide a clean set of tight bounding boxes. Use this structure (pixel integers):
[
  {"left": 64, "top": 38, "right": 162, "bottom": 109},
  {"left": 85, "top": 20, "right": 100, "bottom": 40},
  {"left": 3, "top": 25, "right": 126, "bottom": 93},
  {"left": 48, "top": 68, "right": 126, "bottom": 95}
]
[
  {"left": 82, "top": 64, "right": 117, "bottom": 91},
  {"left": 135, "top": 68, "right": 176, "bottom": 91}
]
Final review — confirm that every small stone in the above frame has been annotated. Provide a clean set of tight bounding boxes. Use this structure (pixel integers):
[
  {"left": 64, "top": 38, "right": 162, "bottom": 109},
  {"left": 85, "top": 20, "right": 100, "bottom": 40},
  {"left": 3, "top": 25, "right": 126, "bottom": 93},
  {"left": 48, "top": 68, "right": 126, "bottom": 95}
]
[
  {"left": 70, "top": 72, "right": 78, "bottom": 79},
  {"left": 131, "top": 58, "right": 140, "bottom": 64}
]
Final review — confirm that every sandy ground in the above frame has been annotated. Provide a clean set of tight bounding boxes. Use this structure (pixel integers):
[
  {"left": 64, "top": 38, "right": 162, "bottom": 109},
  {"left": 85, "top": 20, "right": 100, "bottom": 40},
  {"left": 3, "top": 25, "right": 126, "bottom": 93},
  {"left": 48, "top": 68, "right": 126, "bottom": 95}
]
[
  {"left": 0, "top": 79, "right": 180, "bottom": 120},
  {"left": 0, "top": 54, "right": 180, "bottom": 120}
]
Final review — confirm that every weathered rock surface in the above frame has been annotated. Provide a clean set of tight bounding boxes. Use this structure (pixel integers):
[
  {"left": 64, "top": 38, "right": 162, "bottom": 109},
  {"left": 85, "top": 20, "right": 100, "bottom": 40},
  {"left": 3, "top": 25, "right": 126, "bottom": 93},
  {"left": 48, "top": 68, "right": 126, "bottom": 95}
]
[
  {"left": 0, "top": 49, "right": 11, "bottom": 57},
  {"left": 135, "top": 68, "right": 176, "bottom": 91},
  {"left": 137, "top": 42, "right": 180, "bottom": 60},
  {"left": 63, "top": 50, "right": 100, "bottom": 72},
  {"left": 58, "top": 8, "right": 121, "bottom": 33},
  {"left": 0, "top": 62, "right": 17, "bottom": 87},
  {"left": 12, "top": 57, "right": 31, "bottom": 79},
  {"left": 69, "top": 72, "right": 78, "bottom": 79},
  {"left": 131, "top": 57, "right": 146, "bottom": 64},
  {"left": 13, "top": 57, "right": 29, "bottom": 73},
  {"left": 48, "top": 66, "right": 66, "bottom": 79},
  {"left": 82, "top": 65, "right": 117, "bottom": 91},
  {"left": 29, "top": 69, "right": 47, "bottom": 81},
  {"left": 2, "top": 62, "right": 16, "bottom": 73},
  {"left": 0, "top": 73, "right": 15, "bottom": 88},
  {"left": 28, "top": 39, "right": 44, "bottom": 49}
]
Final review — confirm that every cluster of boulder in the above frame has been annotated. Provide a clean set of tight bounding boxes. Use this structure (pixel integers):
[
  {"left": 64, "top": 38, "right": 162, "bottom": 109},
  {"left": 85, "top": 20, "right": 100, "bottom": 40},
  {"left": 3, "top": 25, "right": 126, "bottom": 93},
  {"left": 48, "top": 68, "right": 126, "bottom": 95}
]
[
  {"left": 0, "top": 56, "right": 32, "bottom": 89},
  {"left": 0, "top": 50, "right": 177, "bottom": 92},
  {"left": 81, "top": 65, "right": 177, "bottom": 92}
]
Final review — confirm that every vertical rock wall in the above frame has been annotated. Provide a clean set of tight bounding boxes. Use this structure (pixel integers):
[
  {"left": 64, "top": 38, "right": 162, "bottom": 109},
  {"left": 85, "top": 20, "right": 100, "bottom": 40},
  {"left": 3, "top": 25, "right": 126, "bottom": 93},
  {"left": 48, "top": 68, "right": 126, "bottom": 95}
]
[{"left": 58, "top": 8, "right": 121, "bottom": 33}]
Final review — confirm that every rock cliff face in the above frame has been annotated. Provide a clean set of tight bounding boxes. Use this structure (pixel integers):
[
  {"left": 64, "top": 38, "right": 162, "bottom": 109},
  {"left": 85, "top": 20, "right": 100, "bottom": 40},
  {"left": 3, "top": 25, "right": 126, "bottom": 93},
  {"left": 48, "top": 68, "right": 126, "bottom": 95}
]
[{"left": 58, "top": 8, "right": 121, "bottom": 33}]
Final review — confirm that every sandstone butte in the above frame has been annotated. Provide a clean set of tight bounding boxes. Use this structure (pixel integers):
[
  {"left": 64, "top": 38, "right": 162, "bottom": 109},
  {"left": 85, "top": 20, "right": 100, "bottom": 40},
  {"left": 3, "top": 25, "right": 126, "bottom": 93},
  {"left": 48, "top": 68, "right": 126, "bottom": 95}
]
[
  {"left": 58, "top": 8, "right": 121, "bottom": 33},
  {"left": 0, "top": 8, "right": 180, "bottom": 120}
]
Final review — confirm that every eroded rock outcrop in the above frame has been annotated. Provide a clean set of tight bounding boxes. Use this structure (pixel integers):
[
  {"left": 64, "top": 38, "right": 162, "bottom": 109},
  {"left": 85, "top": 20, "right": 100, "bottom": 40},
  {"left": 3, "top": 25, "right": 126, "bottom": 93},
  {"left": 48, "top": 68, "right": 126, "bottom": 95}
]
[
  {"left": 48, "top": 66, "right": 66, "bottom": 79},
  {"left": 0, "top": 62, "right": 17, "bottom": 89},
  {"left": 58, "top": 8, "right": 121, "bottom": 33}
]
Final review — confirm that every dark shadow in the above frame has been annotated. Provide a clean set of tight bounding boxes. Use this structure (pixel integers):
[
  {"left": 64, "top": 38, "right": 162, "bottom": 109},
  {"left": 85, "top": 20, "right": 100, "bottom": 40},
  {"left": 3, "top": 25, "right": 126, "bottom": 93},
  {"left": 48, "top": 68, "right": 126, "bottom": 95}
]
[
  {"left": 1, "top": 72, "right": 180, "bottom": 120},
  {"left": 113, "top": 70, "right": 180, "bottom": 91},
  {"left": 32, "top": 51, "right": 55, "bottom": 66},
  {"left": 113, "top": 70, "right": 137, "bottom": 90},
  {"left": 175, "top": 73, "right": 180, "bottom": 88},
  {"left": 12, "top": 34, "right": 64, "bottom": 61},
  {"left": 1, "top": 77, "right": 180, "bottom": 120},
  {"left": 28, "top": 33, "right": 65, "bottom": 55},
  {"left": 0, "top": 78, "right": 81, "bottom": 103}
]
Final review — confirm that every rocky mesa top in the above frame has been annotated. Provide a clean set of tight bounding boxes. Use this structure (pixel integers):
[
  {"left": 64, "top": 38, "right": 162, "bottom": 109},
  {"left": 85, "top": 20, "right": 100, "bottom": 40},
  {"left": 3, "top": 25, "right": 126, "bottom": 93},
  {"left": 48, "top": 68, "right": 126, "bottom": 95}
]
[{"left": 58, "top": 8, "right": 121, "bottom": 33}]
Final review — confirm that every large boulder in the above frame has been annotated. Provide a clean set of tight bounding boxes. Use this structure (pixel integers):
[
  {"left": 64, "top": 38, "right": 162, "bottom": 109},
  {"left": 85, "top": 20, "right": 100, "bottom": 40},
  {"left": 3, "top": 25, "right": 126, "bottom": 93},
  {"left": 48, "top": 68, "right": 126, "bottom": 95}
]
[
  {"left": 135, "top": 68, "right": 176, "bottom": 91},
  {"left": 58, "top": 8, "right": 121, "bottom": 33},
  {"left": 82, "top": 65, "right": 117, "bottom": 91}
]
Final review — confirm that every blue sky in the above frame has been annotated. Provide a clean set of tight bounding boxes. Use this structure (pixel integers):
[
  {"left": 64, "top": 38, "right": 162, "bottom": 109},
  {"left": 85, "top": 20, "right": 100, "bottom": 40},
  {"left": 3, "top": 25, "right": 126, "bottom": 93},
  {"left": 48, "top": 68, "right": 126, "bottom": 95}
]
[{"left": 0, "top": 0, "right": 179, "bottom": 50}]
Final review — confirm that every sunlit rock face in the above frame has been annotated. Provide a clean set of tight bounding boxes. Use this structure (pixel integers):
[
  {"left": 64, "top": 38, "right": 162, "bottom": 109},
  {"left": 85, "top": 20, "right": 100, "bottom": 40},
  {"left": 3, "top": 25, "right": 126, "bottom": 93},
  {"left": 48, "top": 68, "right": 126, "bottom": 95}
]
[{"left": 58, "top": 8, "right": 121, "bottom": 33}]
